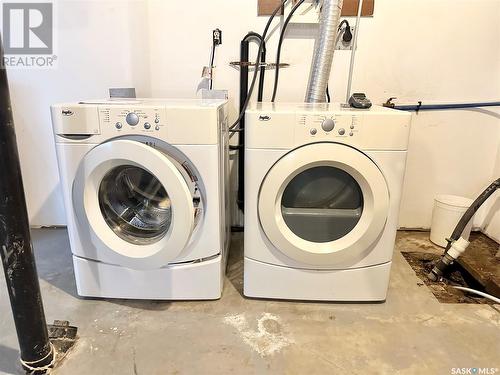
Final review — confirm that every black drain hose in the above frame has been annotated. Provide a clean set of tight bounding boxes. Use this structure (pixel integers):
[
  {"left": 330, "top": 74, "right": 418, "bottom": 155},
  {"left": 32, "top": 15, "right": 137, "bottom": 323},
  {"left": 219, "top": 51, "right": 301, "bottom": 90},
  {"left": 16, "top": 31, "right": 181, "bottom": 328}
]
[{"left": 428, "top": 178, "right": 500, "bottom": 281}]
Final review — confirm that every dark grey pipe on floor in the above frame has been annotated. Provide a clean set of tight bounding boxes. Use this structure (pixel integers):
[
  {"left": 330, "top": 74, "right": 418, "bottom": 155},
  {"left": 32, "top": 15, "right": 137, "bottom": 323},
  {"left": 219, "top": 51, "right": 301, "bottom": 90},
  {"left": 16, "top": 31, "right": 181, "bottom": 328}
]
[{"left": 0, "top": 38, "right": 54, "bottom": 372}]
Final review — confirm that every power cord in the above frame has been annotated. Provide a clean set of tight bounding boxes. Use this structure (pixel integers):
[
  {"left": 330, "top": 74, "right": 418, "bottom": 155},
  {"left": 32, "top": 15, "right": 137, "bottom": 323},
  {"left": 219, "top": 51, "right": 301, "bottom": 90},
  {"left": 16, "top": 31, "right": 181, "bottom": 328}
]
[
  {"left": 323, "top": 20, "right": 352, "bottom": 103},
  {"left": 271, "top": 0, "right": 307, "bottom": 102},
  {"left": 229, "top": 0, "right": 289, "bottom": 133},
  {"left": 209, "top": 29, "right": 222, "bottom": 90},
  {"left": 337, "top": 20, "right": 352, "bottom": 43}
]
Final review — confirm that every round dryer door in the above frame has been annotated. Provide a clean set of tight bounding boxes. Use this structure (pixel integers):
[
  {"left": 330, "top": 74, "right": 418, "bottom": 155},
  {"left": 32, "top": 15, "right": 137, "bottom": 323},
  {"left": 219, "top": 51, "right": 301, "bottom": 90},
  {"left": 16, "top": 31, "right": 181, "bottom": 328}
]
[
  {"left": 73, "top": 139, "right": 200, "bottom": 270},
  {"left": 258, "top": 142, "right": 389, "bottom": 266}
]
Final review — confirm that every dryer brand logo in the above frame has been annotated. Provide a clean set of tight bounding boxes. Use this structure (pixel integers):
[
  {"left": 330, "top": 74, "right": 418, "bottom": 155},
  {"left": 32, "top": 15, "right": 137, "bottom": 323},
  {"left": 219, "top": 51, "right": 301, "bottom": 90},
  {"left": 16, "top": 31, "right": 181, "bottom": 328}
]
[
  {"left": 259, "top": 115, "right": 271, "bottom": 121},
  {"left": 62, "top": 109, "right": 74, "bottom": 116},
  {"left": 1, "top": 2, "right": 57, "bottom": 68}
]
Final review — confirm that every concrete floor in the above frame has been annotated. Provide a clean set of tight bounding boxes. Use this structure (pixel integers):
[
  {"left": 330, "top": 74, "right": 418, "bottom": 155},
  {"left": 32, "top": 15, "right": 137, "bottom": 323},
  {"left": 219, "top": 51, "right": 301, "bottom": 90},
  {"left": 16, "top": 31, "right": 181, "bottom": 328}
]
[{"left": 0, "top": 229, "right": 499, "bottom": 375}]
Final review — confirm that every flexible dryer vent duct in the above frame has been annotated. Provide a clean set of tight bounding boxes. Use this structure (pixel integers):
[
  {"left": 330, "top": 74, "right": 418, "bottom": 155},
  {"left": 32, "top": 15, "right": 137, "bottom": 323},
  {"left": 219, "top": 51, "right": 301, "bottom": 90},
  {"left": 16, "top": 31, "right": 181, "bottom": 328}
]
[{"left": 305, "top": 0, "right": 344, "bottom": 102}]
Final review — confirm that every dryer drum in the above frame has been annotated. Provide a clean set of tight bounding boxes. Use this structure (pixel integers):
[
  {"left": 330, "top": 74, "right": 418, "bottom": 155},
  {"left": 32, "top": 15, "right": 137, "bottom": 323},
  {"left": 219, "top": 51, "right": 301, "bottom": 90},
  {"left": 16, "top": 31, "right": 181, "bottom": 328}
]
[
  {"left": 98, "top": 165, "right": 172, "bottom": 244},
  {"left": 281, "top": 166, "right": 364, "bottom": 243}
]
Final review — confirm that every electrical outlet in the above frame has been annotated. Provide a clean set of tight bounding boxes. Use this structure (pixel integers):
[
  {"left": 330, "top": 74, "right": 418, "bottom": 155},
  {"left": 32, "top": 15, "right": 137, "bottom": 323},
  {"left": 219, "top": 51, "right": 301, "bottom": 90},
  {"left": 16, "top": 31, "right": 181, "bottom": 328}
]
[{"left": 335, "top": 26, "right": 356, "bottom": 50}]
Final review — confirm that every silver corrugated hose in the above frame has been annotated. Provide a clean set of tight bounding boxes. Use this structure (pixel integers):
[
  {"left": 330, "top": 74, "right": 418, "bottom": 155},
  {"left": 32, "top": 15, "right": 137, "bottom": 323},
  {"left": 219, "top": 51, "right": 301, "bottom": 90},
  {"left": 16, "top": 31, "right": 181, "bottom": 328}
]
[{"left": 305, "top": 0, "right": 344, "bottom": 103}]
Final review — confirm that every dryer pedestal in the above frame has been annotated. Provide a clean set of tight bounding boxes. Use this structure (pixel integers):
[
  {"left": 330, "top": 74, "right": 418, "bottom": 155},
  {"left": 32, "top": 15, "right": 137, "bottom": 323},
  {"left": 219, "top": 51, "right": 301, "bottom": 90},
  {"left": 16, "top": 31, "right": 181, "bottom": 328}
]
[
  {"left": 73, "top": 253, "right": 226, "bottom": 300},
  {"left": 244, "top": 257, "right": 392, "bottom": 301}
]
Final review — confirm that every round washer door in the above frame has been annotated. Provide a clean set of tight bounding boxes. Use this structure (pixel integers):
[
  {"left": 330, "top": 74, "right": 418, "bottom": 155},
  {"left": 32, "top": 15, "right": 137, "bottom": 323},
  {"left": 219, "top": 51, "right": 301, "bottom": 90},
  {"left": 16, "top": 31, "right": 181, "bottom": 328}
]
[
  {"left": 73, "top": 139, "right": 196, "bottom": 270},
  {"left": 258, "top": 143, "right": 389, "bottom": 266}
]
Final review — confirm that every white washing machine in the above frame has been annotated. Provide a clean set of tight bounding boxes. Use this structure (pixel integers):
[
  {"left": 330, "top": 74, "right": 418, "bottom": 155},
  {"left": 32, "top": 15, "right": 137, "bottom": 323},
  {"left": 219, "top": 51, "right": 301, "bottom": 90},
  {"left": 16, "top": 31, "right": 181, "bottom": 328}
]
[
  {"left": 244, "top": 103, "right": 412, "bottom": 301},
  {"left": 51, "top": 99, "right": 230, "bottom": 300}
]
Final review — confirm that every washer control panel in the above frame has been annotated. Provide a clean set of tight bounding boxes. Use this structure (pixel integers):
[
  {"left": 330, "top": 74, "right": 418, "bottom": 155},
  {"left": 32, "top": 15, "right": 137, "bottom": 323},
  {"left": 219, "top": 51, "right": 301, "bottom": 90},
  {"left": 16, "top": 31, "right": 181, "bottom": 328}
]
[
  {"left": 297, "top": 113, "right": 362, "bottom": 143},
  {"left": 99, "top": 106, "right": 166, "bottom": 136}
]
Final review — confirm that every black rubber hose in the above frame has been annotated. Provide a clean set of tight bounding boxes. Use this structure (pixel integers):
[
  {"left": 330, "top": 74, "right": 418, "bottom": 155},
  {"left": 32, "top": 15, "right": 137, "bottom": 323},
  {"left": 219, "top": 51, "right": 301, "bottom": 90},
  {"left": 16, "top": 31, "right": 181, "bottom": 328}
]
[
  {"left": 428, "top": 178, "right": 500, "bottom": 281},
  {"left": 447, "top": 178, "right": 500, "bottom": 244},
  {"left": 242, "top": 32, "right": 267, "bottom": 102},
  {"left": 271, "top": 0, "right": 306, "bottom": 102},
  {"left": 229, "top": 0, "right": 289, "bottom": 132}
]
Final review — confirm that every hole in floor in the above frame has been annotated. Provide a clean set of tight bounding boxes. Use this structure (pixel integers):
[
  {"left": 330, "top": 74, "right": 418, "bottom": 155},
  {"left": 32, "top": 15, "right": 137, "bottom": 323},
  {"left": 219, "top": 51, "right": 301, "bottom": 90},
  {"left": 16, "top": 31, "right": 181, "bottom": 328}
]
[
  {"left": 400, "top": 232, "right": 499, "bottom": 305},
  {"left": 401, "top": 252, "right": 494, "bottom": 304}
]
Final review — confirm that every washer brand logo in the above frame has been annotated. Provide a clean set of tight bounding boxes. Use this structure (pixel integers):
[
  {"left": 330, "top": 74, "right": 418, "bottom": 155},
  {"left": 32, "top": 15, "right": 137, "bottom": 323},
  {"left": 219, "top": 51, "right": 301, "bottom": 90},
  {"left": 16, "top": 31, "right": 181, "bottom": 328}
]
[
  {"left": 259, "top": 115, "right": 271, "bottom": 121},
  {"left": 1, "top": 2, "right": 57, "bottom": 68},
  {"left": 62, "top": 109, "right": 74, "bottom": 116}
]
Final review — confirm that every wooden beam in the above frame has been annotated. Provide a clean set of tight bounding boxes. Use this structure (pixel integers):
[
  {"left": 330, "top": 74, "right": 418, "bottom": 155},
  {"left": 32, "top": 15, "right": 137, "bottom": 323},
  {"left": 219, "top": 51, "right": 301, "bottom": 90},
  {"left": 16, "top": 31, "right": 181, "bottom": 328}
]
[{"left": 258, "top": 0, "right": 374, "bottom": 17}]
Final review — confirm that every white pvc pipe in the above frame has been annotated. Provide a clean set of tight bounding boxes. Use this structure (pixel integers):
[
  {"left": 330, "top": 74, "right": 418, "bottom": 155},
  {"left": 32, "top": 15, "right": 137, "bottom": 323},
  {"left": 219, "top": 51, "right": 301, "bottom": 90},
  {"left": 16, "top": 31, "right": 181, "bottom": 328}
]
[
  {"left": 452, "top": 286, "right": 500, "bottom": 304},
  {"left": 345, "top": 0, "right": 363, "bottom": 103}
]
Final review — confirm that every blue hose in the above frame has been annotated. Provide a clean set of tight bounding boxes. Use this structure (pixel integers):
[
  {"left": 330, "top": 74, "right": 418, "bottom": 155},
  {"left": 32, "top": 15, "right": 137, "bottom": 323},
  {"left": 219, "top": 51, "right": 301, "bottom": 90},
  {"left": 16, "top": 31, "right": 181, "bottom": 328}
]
[{"left": 392, "top": 101, "right": 500, "bottom": 112}]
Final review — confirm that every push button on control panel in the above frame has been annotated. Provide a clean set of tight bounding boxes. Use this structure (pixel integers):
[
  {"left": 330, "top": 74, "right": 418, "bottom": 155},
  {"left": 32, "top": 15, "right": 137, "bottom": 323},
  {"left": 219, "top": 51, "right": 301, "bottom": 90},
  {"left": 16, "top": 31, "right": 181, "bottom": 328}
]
[
  {"left": 115, "top": 122, "right": 123, "bottom": 129},
  {"left": 321, "top": 118, "right": 335, "bottom": 132},
  {"left": 310, "top": 128, "right": 317, "bottom": 135},
  {"left": 144, "top": 122, "right": 151, "bottom": 130},
  {"left": 338, "top": 128, "right": 346, "bottom": 135},
  {"left": 126, "top": 112, "right": 140, "bottom": 126}
]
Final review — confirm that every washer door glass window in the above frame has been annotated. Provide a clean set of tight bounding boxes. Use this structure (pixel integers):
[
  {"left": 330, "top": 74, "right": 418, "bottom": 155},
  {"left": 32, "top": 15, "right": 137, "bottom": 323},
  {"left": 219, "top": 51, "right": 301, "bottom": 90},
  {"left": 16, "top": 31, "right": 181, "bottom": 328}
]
[
  {"left": 99, "top": 165, "right": 172, "bottom": 245},
  {"left": 281, "top": 166, "right": 363, "bottom": 243}
]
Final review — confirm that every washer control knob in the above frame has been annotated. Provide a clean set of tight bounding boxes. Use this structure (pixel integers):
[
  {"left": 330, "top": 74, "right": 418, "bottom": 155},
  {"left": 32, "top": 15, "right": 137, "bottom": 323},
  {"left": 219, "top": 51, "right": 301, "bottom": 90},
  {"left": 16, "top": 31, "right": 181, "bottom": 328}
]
[
  {"left": 321, "top": 118, "right": 335, "bottom": 132},
  {"left": 115, "top": 122, "right": 123, "bottom": 129},
  {"left": 310, "top": 128, "right": 317, "bottom": 135},
  {"left": 144, "top": 122, "right": 151, "bottom": 130},
  {"left": 126, "top": 112, "right": 140, "bottom": 126},
  {"left": 338, "top": 128, "right": 346, "bottom": 135}
]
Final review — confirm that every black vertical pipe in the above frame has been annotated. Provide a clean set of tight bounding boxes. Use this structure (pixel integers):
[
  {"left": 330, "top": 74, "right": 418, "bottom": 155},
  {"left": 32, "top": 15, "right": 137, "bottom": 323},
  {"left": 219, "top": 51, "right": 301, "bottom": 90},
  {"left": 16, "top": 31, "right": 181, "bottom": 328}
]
[
  {"left": 0, "top": 40, "right": 53, "bottom": 370},
  {"left": 257, "top": 48, "right": 266, "bottom": 103},
  {"left": 237, "top": 40, "right": 249, "bottom": 212}
]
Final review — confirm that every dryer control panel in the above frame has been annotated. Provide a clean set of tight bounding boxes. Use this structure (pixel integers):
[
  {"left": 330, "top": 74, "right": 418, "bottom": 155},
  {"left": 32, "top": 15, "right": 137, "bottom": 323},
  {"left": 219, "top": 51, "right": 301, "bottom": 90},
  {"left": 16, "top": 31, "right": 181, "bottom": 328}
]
[
  {"left": 296, "top": 113, "right": 362, "bottom": 142},
  {"left": 245, "top": 104, "right": 412, "bottom": 150}
]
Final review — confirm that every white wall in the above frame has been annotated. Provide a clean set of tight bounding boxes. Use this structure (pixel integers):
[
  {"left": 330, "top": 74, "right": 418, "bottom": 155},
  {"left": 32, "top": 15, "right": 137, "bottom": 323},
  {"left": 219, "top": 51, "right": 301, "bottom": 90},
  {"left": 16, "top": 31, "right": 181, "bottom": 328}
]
[
  {"left": 5, "top": 0, "right": 500, "bottom": 240},
  {"left": 5, "top": 0, "right": 151, "bottom": 225}
]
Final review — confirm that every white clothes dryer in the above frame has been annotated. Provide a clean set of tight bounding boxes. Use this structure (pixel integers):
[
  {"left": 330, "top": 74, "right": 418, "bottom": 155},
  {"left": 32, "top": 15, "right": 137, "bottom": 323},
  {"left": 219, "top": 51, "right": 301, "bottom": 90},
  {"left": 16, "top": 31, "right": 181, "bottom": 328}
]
[{"left": 244, "top": 103, "right": 411, "bottom": 301}]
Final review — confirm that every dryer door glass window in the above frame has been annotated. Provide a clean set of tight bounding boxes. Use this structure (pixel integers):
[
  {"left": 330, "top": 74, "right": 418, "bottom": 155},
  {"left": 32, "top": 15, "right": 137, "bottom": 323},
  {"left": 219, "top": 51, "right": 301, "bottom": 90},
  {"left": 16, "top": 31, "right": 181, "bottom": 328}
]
[
  {"left": 281, "top": 166, "right": 363, "bottom": 243},
  {"left": 99, "top": 165, "right": 172, "bottom": 245}
]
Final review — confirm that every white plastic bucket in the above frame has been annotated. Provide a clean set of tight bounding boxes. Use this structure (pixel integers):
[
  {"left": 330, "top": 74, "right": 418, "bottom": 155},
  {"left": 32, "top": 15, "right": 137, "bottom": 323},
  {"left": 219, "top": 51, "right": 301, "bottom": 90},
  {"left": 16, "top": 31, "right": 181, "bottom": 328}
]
[{"left": 430, "top": 195, "right": 474, "bottom": 247}]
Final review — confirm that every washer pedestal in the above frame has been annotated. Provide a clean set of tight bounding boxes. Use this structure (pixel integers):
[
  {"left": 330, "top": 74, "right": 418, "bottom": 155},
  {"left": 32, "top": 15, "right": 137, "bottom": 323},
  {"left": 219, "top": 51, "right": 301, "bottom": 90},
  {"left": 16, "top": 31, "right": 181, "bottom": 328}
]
[{"left": 73, "top": 254, "right": 225, "bottom": 300}]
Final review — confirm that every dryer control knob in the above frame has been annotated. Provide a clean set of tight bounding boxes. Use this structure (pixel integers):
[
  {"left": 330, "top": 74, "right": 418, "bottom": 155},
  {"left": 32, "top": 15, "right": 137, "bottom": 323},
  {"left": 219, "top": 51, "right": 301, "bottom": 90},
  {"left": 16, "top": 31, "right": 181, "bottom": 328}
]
[
  {"left": 126, "top": 112, "right": 140, "bottom": 126},
  {"left": 321, "top": 118, "right": 335, "bottom": 132}
]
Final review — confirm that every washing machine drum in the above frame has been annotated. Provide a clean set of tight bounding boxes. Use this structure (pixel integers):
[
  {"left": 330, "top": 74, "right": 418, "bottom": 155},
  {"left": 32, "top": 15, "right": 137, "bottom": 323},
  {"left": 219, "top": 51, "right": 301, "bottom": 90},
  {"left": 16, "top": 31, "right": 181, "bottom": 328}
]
[
  {"left": 99, "top": 165, "right": 173, "bottom": 244},
  {"left": 73, "top": 139, "right": 202, "bottom": 270},
  {"left": 258, "top": 143, "right": 390, "bottom": 266}
]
